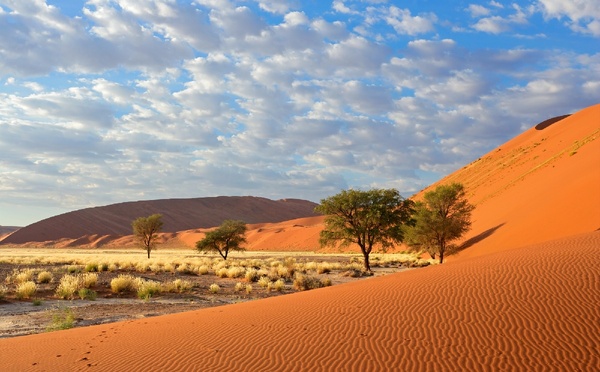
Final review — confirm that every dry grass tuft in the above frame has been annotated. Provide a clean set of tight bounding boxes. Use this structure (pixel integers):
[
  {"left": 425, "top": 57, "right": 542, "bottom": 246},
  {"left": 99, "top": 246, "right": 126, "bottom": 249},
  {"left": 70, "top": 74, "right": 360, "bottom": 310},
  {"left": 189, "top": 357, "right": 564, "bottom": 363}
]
[{"left": 16, "top": 281, "right": 38, "bottom": 299}]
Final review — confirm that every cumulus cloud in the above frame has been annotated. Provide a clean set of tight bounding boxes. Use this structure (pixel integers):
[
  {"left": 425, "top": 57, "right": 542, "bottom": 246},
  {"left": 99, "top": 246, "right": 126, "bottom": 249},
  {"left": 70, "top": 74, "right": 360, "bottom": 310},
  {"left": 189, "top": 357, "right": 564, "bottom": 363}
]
[
  {"left": 0, "top": 0, "right": 596, "bottom": 225},
  {"left": 537, "top": 0, "right": 600, "bottom": 36}
]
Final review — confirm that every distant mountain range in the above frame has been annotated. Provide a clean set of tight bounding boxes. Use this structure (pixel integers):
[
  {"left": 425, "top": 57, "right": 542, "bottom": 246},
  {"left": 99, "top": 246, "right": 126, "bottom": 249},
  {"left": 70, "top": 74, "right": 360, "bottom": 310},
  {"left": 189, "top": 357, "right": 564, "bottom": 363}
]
[
  {"left": 0, "top": 197, "right": 318, "bottom": 245},
  {"left": 0, "top": 226, "right": 20, "bottom": 236}
]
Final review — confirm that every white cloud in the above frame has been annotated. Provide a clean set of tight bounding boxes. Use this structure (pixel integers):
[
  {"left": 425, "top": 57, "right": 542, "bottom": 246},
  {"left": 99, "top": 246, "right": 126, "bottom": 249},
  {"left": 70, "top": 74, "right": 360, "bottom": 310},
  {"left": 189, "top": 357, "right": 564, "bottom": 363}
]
[
  {"left": 467, "top": 4, "right": 490, "bottom": 18},
  {"left": 385, "top": 7, "right": 437, "bottom": 35},
  {"left": 538, "top": 0, "right": 600, "bottom": 36}
]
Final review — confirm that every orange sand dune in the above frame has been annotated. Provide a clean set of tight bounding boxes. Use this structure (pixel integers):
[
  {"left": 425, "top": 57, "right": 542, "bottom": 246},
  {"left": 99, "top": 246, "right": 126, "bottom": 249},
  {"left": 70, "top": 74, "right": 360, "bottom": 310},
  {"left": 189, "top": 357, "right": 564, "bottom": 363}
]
[
  {"left": 417, "top": 104, "right": 600, "bottom": 260},
  {"left": 1, "top": 231, "right": 598, "bottom": 371}
]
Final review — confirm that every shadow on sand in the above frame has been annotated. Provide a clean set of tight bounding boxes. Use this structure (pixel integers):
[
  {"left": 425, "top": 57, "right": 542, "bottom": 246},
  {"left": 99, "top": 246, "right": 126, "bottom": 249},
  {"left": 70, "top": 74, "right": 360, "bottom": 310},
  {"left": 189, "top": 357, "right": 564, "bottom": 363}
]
[
  {"left": 458, "top": 223, "right": 506, "bottom": 252},
  {"left": 535, "top": 114, "right": 570, "bottom": 130}
]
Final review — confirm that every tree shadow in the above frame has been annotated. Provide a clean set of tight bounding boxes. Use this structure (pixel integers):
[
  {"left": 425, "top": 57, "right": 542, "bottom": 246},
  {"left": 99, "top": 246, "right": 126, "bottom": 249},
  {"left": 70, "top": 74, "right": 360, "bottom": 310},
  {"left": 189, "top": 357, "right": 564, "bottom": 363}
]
[
  {"left": 457, "top": 223, "right": 505, "bottom": 252},
  {"left": 535, "top": 114, "right": 570, "bottom": 130}
]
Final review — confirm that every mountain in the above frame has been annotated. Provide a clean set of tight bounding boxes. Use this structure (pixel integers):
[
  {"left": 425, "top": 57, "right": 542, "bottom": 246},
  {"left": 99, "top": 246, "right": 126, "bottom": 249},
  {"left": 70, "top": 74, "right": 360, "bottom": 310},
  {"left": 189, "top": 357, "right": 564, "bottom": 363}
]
[{"left": 0, "top": 197, "right": 318, "bottom": 245}]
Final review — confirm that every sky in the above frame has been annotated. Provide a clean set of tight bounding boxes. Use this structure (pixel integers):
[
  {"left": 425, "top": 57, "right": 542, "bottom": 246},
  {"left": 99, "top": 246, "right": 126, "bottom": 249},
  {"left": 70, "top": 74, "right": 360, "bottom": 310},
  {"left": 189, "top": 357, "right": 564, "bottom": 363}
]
[{"left": 0, "top": 0, "right": 599, "bottom": 227}]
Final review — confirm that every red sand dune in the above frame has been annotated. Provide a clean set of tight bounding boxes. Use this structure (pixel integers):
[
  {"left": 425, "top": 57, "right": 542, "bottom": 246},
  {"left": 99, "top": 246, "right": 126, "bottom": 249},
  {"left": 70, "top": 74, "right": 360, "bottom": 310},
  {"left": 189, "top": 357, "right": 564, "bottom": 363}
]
[
  {"left": 1, "top": 231, "right": 598, "bottom": 371},
  {"left": 0, "top": 197, "right": 318, "bottom": 245}
]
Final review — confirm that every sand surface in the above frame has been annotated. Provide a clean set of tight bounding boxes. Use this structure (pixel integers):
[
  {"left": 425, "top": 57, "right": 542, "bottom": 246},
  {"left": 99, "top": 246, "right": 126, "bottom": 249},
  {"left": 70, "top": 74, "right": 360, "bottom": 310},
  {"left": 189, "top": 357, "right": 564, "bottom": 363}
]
[{"left": 1, "top": 231, "right": 598, "bottom": 371}]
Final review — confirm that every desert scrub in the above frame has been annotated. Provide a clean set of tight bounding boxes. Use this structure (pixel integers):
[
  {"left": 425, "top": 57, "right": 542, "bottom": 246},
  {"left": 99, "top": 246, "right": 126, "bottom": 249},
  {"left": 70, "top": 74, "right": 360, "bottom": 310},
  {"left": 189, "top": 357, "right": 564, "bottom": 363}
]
[
  {"left": 271, "top": 279, "right": 286, "bottom": 292},
  {"left": 245, "top": 284, "right": 253, "bottom": 294},
  {"left": 67, "top": 265, "right": 81, "bottom": 274},
  {"left": 234, "top": 282, "right": 245, "bottom": 292},
  {"left": 257, "top": 276, "right": 271, "bottom": 289},
  {"left": 0, "top": 285, "right": 8, "bottom": 299},
  {"left": 196, "top": 265, "right": 210, "bottom": 275},
  {"left": 209, "top": 283, "right": 220, "bottom": 294},
  {"left": 244, "top": 269, "right": 259, "bottom": 282},
  {"left": 216, "top": 267, "right": 229, "bottom": 278},
  {"left": 81, "top": 272, "right": 98, "bottom": 288},
  {"left": 16, "top": 281, "right": 38, "bottom": 299},
  {"left": 55, "top": 274, "right": 82, "bottom": 299},
  {"left": 316, "top": 262, "right": 332, "bottom": 274},
  {"left": 227, "top": 266, "right": 245, "bottom": 279},
  {"left": 46, "top": 307, "right": 75, "bottom": 332},
  {"left": 84, "top": 262, "right": 99, "bottom": 272},
  {"left": 137, "top": 280, "right": 162, "bottom": 300},
  {"left": 78, "top": 288, "right": 97, "bottom": 300},
  {"left": 110, "top": 274, "right": 137, "bottom": 293},
  {"left": 37, "top": 271, "right": 54, "bottom": 284},
  {"left": 293, "top": 274, "right": 328, "bottom": 291},
  {"left": 164, "top": 279, "right": 193, "bottom": 293},
  {"left": 107, "top": 263, "right": 119, "bottom": 272}
]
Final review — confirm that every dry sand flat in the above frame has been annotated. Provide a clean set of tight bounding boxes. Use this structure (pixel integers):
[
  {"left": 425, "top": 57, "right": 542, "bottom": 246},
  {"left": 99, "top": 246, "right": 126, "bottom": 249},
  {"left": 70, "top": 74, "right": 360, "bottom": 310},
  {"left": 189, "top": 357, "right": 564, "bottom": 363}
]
[{"left": 1, "top": 231, "right": 598, "bottom": 371}]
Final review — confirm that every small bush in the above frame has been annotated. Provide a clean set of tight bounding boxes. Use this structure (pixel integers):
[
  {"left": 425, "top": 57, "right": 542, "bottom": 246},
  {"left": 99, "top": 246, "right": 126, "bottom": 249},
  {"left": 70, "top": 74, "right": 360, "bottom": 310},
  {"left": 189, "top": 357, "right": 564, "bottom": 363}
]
[
  {"left": 0, "top": 285, "right": 8, "bottom": 299},
  {"left": 209, "top": 283, "right": 220, "bottom": 294},
  {"left": 108, "top": 263, "right": 118, "bottom": 272},
  {"left": 293, "top": 274, "right": 325, "bottom": 291},
  {"left": 67, "top": 265, "right": 81, "bottom": 274},
  {"left": 272, "top": 279, "right": 285, "bottom": 292},
  {"left": 196, "top": 265, "right": 210, "bottom": 275},
  {"left": 78, "top": 288, "right": 97, "bottom": 300},
  {"left": 245, "top": 269, "right": 259, "bottom": 282},
  {"left": 234, "top": 282, "right": 245, "bottom": 292},
  {"left": 15, "top": 269, "right": 35, "bottom": 284},
  {"left": 99, "top": 263, "right": 109, "bottom": 272},
  {"left": 110, "top": 274, "right": 137, "bottom": 293},
  {"left": 164, "top": 279, "right": 193, "bottom": 293},
  {"left": 216, "top": 267, "right": 229, "bottom": 278},
  {"left": 16, "top": 281, "right": 37, "bottom": 299},
  {"left": 245, "top": 284, "right": 253, "bottom": 294},
  {"left": 81, "top": 273, "right": 98, "bottom": 288},
  {"left": 257, "top": 276, "right": 271, "bottom": 289},
  {"left": 32, "top": 298, "right": 43, "bottom": 306},
  {"left": 227, "top": 266, "right": 245, "bottom": 279},
  {"left": 316, "top": 262, "right": 332, "bottom": 274},
  {"left": 55, "top": 274, "right": 81, "bottom": 299},
  {"left": 46, "top": 307, "right": 75, "bottom": 332},
  {"left": 137, "top": 281, "right": 162, "bottom": 300},
  {"left": 84, "top": 262, "right": 99, "bottom": 272},
  {"left": 37, "top": 271, "right": 54, "bottom": 284}
]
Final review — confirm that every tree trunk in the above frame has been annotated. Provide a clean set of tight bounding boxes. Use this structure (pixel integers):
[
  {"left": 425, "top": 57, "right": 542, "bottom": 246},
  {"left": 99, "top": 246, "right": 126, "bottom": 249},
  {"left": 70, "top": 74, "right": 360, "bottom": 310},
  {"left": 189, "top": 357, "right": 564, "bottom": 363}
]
[
  {"left": 362, "top": 250, "right": 371, "bottom": 272},
  {"left": 147, "top": 248, "right": 150, "bottom": 259}
]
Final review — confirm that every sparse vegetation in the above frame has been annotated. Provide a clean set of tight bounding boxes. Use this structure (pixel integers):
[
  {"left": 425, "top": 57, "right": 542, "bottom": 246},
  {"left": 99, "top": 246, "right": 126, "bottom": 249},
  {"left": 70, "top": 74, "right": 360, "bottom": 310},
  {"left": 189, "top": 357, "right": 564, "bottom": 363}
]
[
  {"left": 196, "top": 220, "right": 247, "bottom": 260},
  {"left": 405, "top": 183, "right": 474, "bottom": 263},
  {"left": 132, "top": 213, "right": 164, "bottom": 259},
  {"left": 209, "top": 283, "right": 220, "bottom": 294},
  {"left": 46, "top": 307, "right": 76, "bottom": 332},
  {"left": 15, "top": 281, "right": 38, "bottom": 299},
  {"left": 316, "top": 188, "right": 415, "bottom": 271},
  {"left": 37, "top": 271, "right": 53, "bottom": 283}
]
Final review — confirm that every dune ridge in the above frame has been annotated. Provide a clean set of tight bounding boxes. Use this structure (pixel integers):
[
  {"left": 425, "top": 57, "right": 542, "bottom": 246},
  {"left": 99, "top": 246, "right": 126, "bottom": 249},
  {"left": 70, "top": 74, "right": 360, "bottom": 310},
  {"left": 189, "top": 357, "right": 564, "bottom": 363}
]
[
  {"left": 1, "top": 231, "right": 598, "bottom": 371},
  {"left": 0, "top": 197, "right": 318, "bottom": 245}
]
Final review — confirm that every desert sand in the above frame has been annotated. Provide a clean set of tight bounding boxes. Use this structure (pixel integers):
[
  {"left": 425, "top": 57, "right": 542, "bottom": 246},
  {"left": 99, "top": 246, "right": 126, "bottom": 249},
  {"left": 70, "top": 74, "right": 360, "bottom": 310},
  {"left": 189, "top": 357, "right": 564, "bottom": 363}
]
[
  {"left": 0, "top": 104, "right": 599, "bottom": 370},
  {"left": 1, "top": 231, "right": 598, "bottom": 371}
]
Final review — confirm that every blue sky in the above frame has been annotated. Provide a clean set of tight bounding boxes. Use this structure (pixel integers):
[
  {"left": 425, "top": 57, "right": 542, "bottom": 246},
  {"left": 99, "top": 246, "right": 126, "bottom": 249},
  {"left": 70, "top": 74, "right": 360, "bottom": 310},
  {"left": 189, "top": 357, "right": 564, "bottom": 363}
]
[{"left": 0, "top": 0, "right": 599, "bottom": 226}]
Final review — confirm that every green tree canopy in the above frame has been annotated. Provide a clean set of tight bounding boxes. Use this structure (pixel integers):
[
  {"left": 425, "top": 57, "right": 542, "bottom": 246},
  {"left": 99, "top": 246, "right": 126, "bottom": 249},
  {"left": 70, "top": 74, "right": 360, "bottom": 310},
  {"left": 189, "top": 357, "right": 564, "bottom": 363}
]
[
  {"left": 315, "top": 188, "right": 414, "bottom": 272},
  {"left": 132, "top": 214, "right": 164, "bottom": 259},
  {"left": 196, "top": 220, "right": 247, "bottom": 260},
  {"left": 405, "top": 183, "right": 475, "bottom": 263}
]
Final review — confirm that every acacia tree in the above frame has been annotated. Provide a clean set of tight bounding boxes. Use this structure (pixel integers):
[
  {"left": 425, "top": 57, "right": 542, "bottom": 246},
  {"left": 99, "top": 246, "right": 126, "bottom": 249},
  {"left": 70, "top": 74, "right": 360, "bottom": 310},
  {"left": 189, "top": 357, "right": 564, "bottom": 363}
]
[
  {"left": 405, "top": 183, "right": 474, "bottom": 263},
  {"left": 315, "top": 188, "right": 414, "bottom": 272},
  {"left": 132, "top": 214, "right": 164, "bottom": 259},
  {"left": 196, "top": 220, "right": 247, "bottom": 260}
]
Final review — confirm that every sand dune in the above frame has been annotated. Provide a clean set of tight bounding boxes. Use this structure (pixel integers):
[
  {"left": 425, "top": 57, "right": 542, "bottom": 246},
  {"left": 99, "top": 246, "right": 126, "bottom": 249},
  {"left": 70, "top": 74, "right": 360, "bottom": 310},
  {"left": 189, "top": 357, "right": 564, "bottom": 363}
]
[
  {"left": 0, "top": 197, "right": 318, "bottom": 245},
  {"left": 1, "top": 231, "right": 597, "bottom": 371}
]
